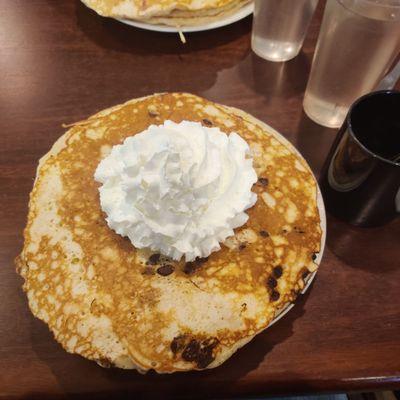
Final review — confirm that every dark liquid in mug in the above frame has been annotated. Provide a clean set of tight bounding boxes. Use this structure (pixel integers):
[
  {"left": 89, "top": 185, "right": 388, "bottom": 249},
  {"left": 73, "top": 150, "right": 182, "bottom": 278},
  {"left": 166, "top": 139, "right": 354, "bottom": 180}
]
[
  {"left": 351, "top": 92, "right": 400, "bottom": 163},
  {"left": 319, "top": 91, "right": 400, "bottom": 227}
]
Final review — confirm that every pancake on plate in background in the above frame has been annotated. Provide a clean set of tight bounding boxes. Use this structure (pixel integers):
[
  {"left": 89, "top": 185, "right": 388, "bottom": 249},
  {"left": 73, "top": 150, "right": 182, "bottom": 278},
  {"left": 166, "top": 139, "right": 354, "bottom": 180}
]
[{"left": 81, "top": 0, "right": 252, "bottom": 26}]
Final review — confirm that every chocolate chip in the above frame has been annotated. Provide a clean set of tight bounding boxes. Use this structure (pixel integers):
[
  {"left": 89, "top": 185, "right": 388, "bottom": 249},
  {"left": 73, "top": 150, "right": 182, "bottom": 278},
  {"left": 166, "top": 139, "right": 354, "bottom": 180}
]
[
  {"left": 267, "top": 276, "right": 277, "bottom": 289},
  {"left": 270, "top": 290, "right": 280, "bottom": 301},
  {"left": 156, "top": 264, "right": 174, "bottom": 276},
  {"left": 184, "top": 262, "right": 197, "bottom": 274},
  {"left": 273, "top": 265, "right": 283, "bottom": 278},
  {"left": 312, "top": 253, "right": 317, "bottom": 261},
  {"left": 183, "top": 257, "right": 208, "bottom": 274},
  {"left": 170, "top": 335, "right": 187, "bottom": 354},
  {"left": 148, "top": 253, "right": 160, "bottom": 265},
  {"left": 196, "top": 351, "right": 214, "bottom": 369},
  {"left": 182, "top": 340, "right": 200, "bottom": 362},
  {"left": 294, "top": 226, "right": 305, "bottom": 234},
  {"left": 259, "top": 230, "right": 269, "bottom": 238},
  {"left": 196, "top": 338, "right": 219, "bottom": 369},
  {"left": 239, "top": 243, "right": 246, "bottom": 251},
  {"left": 258, "top": 177, "right": 269, "bottom": 186},
  {"left": 282, "top": 229, "right": 288, "bottom": 234},
  {"left": 302, "top": 270, "right": 310, "bottom": 280},
  {"left": 202, "top": 118, "right": 213, "bottom": 127}
]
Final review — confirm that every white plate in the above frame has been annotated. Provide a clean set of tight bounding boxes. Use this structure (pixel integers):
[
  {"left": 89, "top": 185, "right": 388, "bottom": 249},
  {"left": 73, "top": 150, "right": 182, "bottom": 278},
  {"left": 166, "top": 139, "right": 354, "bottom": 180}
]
[{"left": 116, "top": 2, "right": 254, "bottom": 33}]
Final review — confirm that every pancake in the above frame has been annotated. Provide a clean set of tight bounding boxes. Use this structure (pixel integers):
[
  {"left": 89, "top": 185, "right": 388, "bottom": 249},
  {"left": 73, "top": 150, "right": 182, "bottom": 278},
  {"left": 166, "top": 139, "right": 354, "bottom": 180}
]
[
  {"left": 81, "top": 0, "right": 252, "bottom": 27},
  {"left": 16, "top": 93, "right": 322, "bottom": 373}
]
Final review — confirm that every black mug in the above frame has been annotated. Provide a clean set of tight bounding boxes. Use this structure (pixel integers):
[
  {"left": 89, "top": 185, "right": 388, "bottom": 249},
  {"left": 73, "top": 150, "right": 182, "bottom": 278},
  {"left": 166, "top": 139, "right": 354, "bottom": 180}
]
[{"left": 319, "top": 90, "right": 400, "bottom": 227}]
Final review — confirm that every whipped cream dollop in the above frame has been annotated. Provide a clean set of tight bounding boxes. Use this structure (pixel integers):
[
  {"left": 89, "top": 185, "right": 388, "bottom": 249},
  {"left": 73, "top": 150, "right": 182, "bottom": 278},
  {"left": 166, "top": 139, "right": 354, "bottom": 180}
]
[{"left": 94, "top": 120, "right": 257, "bottom": 261}]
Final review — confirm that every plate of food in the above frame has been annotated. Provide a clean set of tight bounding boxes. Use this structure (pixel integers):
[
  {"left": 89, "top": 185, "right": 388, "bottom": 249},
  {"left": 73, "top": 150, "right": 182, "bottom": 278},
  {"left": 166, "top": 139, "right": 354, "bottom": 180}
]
[
  {"left": 81, "top": 0, "right": 254, "bottom": 32},
  {"left": 17, "top": 93, "right": 325, "bottom": 373}
]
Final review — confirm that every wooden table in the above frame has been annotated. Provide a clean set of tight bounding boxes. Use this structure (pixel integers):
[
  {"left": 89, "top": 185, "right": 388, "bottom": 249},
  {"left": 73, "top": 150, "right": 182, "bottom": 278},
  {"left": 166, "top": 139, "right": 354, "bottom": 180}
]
[{"left": 1, "top": 1, "right": 399, "bottom": 398}]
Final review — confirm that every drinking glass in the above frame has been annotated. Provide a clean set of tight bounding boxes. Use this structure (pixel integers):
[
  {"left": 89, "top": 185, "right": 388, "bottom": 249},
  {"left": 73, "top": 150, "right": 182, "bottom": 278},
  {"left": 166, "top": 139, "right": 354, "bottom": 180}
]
[
  {"left": 303, "top": 0, "right": 400, "bottom": 128},
  {"left": 251, "top": 0, "right": 319, "bottom": 62}
]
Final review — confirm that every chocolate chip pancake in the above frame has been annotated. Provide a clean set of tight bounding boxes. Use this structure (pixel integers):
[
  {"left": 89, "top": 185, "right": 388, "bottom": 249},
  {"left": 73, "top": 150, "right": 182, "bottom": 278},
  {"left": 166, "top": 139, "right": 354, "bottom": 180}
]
[
  {"left": 16, "top": 93, "right": 323, "bottom": 373},
  {"left": 81, "top": 0, "right": 252, "bottom": 27}
]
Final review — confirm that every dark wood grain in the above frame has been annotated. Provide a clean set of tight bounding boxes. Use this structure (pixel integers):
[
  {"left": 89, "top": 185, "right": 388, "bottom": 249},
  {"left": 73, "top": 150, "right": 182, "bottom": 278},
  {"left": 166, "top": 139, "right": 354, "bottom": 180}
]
[{"left": 1, "top": 1, "right": 399, "bottom": 398}]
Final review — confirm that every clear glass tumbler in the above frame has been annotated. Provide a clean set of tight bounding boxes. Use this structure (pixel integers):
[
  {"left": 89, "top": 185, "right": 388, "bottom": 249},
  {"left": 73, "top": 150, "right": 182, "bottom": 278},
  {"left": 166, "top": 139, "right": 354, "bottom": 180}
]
[
  {"left": 251, "top": 0, "right": 318, "bottom": 62},
  {"left": 303, "top": 0, "right": 400, "bottom": 128}
]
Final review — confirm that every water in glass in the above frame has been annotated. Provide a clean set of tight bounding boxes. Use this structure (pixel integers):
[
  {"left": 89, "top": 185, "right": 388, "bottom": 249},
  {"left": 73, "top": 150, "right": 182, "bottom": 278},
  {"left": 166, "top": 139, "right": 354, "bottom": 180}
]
[
  {"left": 303, "top": 0, "right": 400, "bottom": 128},
  {"left": 251, "top": 0, "right": 318, "bottom": 62}
]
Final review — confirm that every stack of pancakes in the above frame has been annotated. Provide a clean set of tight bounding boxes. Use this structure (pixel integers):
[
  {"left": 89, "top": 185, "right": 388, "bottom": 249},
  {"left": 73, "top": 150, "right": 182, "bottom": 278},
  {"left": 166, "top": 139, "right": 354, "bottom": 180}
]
[
  {"left": 17, "top": 93, "right": 322, "bottom": 373},
  {"left": 81, "top": 0, "right": 252, "bottom": 26}
]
